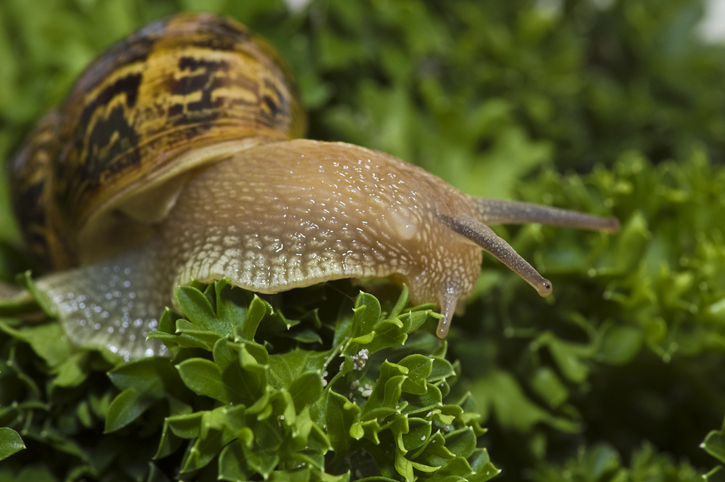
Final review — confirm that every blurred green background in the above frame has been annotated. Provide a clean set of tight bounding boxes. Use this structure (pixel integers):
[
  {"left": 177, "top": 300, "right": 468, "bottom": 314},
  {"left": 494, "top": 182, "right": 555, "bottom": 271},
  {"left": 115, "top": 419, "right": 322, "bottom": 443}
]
[{"left": 2, "top": 0, "right": 725, "bottom": 481}]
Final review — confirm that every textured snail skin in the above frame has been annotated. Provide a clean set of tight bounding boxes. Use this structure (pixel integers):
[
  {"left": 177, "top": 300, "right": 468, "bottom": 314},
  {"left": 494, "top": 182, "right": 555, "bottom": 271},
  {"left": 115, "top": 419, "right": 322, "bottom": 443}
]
[{"left": 14, "top": 14, "right": 620, "bottom": 360}]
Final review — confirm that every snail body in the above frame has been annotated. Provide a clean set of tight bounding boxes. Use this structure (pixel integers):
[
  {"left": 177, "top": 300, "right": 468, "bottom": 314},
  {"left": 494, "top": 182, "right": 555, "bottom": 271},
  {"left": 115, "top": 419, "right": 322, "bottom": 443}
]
[{"left": 10, "top": 14, "right": 619, "bottom": 360}]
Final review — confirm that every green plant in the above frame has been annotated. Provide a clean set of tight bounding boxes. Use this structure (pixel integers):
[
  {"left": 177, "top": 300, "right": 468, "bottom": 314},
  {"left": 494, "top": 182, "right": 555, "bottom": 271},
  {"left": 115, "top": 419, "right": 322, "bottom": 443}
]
[{"left": 0, "top": 280, "right": 500, "bottom": 481}]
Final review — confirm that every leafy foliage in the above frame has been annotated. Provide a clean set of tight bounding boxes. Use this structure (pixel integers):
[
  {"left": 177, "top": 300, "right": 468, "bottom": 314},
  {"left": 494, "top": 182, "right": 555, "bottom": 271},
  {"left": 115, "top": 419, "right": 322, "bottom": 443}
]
[
  {"left": 703, "top": 418, "right": 725, "bottom": 480},
  {"left": 530, "top": 443, "right": 704, "bottom": 482},
  {"left": 0, "top": 427, "right": 25, "bottom": 461},
  {"left": 452, "top": 151, "right": 725, "bottom": 478},
  {"left": 2, "top": 0, "right": 725, "bottom": 481},
  {"left": 0, "top": 281, "right": 498, "bottom": 481}
]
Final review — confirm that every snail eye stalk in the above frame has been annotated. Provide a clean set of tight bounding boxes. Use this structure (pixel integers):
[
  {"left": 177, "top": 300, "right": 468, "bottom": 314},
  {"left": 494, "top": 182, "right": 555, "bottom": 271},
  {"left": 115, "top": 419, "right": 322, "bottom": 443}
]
[
  {"left": 473, "top": 197, "right": 620, "bottom": 233},
  {"left": 440, "top": 214, "right": 553, "bottom": 298}
]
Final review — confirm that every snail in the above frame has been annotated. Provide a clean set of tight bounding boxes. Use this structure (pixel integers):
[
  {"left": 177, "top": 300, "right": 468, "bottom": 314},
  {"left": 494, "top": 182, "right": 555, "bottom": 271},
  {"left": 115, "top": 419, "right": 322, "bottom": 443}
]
[{"left": 8, "top": 13, "right": 619, "bottom": 360}]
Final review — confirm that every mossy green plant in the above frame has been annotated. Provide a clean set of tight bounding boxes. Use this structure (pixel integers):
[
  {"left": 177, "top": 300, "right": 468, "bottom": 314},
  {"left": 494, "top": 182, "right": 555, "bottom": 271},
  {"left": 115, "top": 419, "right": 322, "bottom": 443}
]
[{"left": 0, "top": 281, "right": 500, "bottom": 481}]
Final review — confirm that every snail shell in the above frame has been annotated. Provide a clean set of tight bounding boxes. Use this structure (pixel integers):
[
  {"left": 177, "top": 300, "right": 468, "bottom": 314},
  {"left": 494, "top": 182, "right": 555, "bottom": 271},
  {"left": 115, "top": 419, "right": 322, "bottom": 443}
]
[
  {"left": 10, "top": 14, "right": 619, "bottom": 360},
  {"left": 12, "top": 13, "right": 304, "bottom": 270}
]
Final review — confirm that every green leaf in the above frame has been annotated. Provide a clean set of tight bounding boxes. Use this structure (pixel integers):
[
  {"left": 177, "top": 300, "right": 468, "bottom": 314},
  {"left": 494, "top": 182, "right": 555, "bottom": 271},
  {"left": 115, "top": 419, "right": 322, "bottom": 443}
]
[
  {"left": 350, "top": 292, "right": 382, "bottom": 340},
  {"left": 50, "top": 352, "right": 88, "bottom": 388},
  {"left": 597, "top": 323, "right": 644, "bottom": 366},
  {"left": 175, "top": 286, "right": 217, "bottom": 331},
  {"left": 468, "top": 449, "right": 501, "bottom": 481},
  {"left": 240, "top": 295, "right": 271, "bottom": 341},
  {"left": 389, "top": 285, "right": 410, "bottom": 319},
  {"left": 3, "top": 465, "right": 58, "bottom": 482},
  {"left": 108, "top": 357, "right": 178, "bottom": 396},
  {"left": 173, "top": 319, "right": 223, "bottom": 349},
  {"left": 362, "top": 318, "right": 408, "bottom": 352},
  {"left": 432, "top": 456, "right": 475, "bottom": 481},
  {"left": 703, "top": 421, "right": 725, "bottom": 465},
  {"left": 283, "top": 328, "right": 323, "bottom": 344},
  {"left": 469, "top": 369, "right": 579, "bottom": 433},
  {"left": 213, "top": 339, "right": 252, "bottom": 404},
  {"left": 429, "top": 357, "right": 455, "bottom": 382},
  {"left": 236, "top": 342, "right": 270, "bottom": 405},
  {"left": 146, "top": 462, "right": 172, "bottom": 482},
  {"left": 167, "top": 412, "right": 204, "bottom": 439},
  {"left": 218, "top": 442, "right": 250, "bottom": 482},
  {"left": 105, "top": 387, "right": 156, "bottom": 433},
  {"left": 0, "top": 427, "right": 25, "bottom": 460},
  {"left": 395, "top": 448, "right": 415, "bottom": 482},
  {"left": 241, "top": 442, "right": 279, "bottom": 478},
  {"left": 398, "top": 355, "right": 433, "bottom": 396},
  {"left": 155, "top": 419, "right": 183, "bottom": 459},
  {"left": 401, "top": 417, "right": 431, "bottom": 452},
  {"left": 106, "top": 357, "right": 183, "bottom": 431},
  {"left": 215, "top": 279, "right": 249, "bottom": 333},
  {"left": 181, "top": 431, "right": 228, "bottom": 473},
  {"left": 325, "top": 390, "right": 360, "bottom": 456},
  {"left": 703, "top": 466, "right": 725, "bottom": 482},
  {"left": 269, "top": 348, "right": 329, "bottom": 389},
  {"left": 15, "top": 270, "right": 55, "bottom": 316},
  {"left": 0, "top": 321, "right": 71, "bottom": 368},
  {"left": 361, "top": 362, "right": 407, "bottom": 419},
  {"left": 288, "top": 371, "right": 324, "bottom": 412},
  {"left": 444, "top": 428, "right": 477, "bottom": 459},
  {"left": 529, "top": 367, "right": 569, "bottom": 409},
  {"left": 176, "top": 358, "right": 228, "bottom": 403}
]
